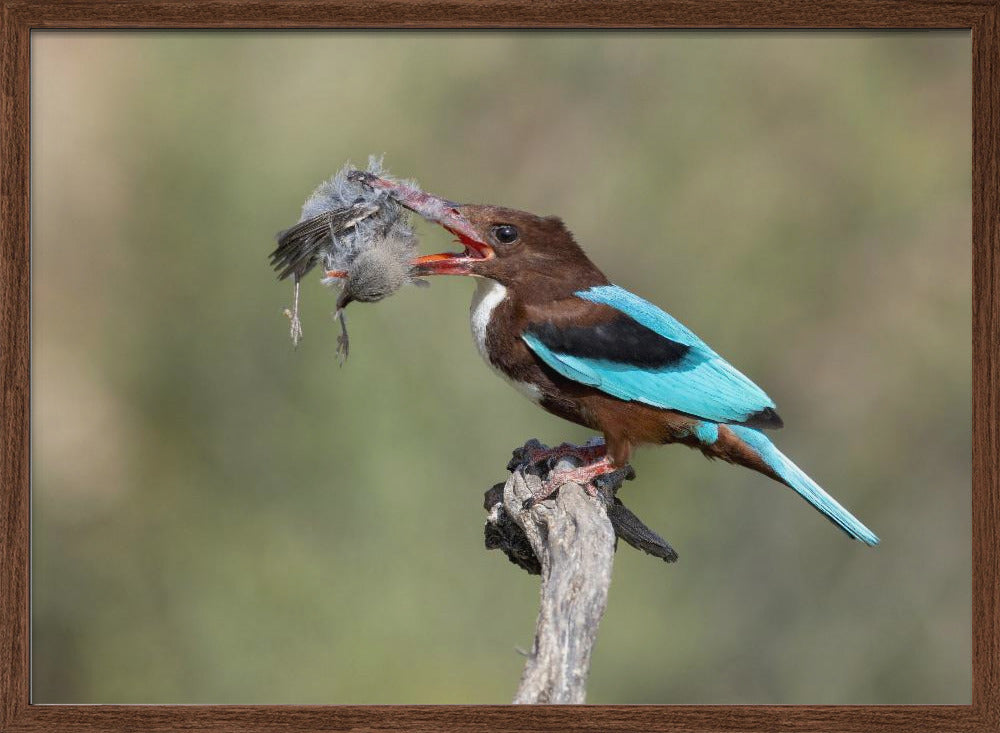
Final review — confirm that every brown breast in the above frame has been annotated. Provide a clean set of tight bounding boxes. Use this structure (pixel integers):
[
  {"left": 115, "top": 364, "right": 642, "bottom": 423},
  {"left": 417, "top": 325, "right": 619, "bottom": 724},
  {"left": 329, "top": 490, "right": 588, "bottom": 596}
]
[{"left": 470, "top": 278, "right": 603, "bottom": 430}]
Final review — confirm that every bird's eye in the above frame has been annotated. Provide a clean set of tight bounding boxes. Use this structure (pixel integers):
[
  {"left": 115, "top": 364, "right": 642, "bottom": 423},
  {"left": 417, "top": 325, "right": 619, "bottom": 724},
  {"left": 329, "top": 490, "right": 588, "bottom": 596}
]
[{"left": 492, "top": 224, "right": 519, "bottom": 244}]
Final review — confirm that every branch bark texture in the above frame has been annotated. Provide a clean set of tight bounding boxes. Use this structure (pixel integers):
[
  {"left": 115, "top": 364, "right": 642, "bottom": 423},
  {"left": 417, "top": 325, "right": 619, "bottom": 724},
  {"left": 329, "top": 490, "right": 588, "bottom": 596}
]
[
  {"left": 484, "top": 440, "right": 678, "bottom": 703},
  {"left": 503, "top": 459, "right": 615, "bottom": 704}
]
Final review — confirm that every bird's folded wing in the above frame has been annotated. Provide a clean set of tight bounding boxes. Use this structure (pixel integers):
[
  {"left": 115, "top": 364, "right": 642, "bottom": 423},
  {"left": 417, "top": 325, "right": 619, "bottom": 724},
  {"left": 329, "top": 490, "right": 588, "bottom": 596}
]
[
  {"left": 270, "top": 213, "right": 337, "bottom": 281},
  {"left": 521, "top": 284, "right": 781, "bottom": 428}
]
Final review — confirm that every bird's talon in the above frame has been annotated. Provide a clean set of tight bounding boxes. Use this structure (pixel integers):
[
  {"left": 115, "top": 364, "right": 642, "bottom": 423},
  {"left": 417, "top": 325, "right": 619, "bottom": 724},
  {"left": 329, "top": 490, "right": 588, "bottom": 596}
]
[
  {"left": 509, "top": 439, "right": 547, "bottom": 471},
  {"left": 521, "top": 440, "right": 608, "bottom": 471}
]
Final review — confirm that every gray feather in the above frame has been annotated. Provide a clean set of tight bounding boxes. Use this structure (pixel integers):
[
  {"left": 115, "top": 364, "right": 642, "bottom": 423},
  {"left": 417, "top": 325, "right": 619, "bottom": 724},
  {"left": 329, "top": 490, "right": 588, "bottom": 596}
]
[
  {"left": 271, "top": 155, "right": 417, "bottom": 281},
  {"left": 271, "top": 156, "right": 426, "bottom": 352}
]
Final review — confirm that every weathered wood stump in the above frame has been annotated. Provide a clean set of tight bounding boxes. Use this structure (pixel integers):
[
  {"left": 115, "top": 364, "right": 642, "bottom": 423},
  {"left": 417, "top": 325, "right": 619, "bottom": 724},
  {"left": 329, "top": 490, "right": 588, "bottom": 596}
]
[{"left": 484, "top": 440, "right": 677, "bottom": 704}]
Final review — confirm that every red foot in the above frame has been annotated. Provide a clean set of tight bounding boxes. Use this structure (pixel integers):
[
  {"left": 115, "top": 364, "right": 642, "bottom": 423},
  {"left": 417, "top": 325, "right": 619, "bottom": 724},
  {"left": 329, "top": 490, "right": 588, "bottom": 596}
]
[
  {"left": 524, "top": 439, "right": 606, "bottom": 468},
  {"left": 529, "top": 455, "right": 617, "bottom": 505}
]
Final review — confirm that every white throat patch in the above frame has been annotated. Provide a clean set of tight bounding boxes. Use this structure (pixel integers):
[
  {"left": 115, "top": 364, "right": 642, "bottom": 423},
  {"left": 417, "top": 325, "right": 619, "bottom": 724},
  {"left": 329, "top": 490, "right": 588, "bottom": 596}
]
[
  {"left": 470, "top": 278, "right": 507, "bottom": 361},
  {"left": 469, "top": 279, "right": 542, "bottom": 404}
]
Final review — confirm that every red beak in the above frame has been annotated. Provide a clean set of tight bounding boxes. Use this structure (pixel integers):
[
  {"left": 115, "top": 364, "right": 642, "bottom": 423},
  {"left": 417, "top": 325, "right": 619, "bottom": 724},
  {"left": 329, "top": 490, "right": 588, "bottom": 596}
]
[{"left": 347, "top": 171, "right": 494, "bottom": 276}]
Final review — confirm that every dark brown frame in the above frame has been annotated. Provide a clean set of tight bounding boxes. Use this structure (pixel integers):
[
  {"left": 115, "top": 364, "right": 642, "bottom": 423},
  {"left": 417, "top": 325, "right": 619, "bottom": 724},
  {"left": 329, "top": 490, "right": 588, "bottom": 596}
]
[{"left": 2, "top": 1, "right": 995, "bottom": 731}]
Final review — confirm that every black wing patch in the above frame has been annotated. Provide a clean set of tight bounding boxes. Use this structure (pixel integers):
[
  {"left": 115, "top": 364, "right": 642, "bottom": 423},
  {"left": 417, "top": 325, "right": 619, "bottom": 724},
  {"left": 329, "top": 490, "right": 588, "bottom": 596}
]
[{"left": 526, "top": 315, "right": 690, "bottom": 369}]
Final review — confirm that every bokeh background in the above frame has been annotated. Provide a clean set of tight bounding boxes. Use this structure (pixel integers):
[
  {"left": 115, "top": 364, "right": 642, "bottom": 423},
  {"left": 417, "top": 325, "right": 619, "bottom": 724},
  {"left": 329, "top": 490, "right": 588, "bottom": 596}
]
[{"left": 31, "top": 31, "right": 970, "bottom": 704}]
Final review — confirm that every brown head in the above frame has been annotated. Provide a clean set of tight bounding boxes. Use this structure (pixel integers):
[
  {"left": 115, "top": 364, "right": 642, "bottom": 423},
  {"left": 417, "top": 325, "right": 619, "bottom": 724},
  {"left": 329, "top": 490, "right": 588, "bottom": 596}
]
[{"left": 346, "top": 172, "right": 609, "bottom": 293}]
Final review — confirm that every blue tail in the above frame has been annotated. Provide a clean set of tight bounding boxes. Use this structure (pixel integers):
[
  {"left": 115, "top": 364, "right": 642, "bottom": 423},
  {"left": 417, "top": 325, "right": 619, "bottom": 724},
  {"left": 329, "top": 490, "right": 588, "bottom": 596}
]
[{"left": 728, "top": 425, "right": 880, "bottom": 546}]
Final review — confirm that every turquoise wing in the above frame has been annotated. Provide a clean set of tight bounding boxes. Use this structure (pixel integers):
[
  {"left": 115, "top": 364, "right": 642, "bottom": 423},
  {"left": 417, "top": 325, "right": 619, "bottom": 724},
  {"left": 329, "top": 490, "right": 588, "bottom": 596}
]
[{"left": 521, "top": 285, "right": 778, "bottom": 426}]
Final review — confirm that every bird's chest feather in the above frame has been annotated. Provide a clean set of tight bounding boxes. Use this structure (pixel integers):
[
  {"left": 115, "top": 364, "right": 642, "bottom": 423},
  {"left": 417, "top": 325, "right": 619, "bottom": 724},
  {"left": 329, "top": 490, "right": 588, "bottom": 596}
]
[{"left": 469, "top": 279, "right": 544, "bottom": 404}]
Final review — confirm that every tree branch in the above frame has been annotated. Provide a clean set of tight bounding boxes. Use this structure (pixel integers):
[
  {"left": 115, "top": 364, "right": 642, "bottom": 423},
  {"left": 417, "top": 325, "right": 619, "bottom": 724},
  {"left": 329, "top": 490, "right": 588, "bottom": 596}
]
[
  {"left": 509, "top": 462, "right": 614, "bottom": 704},
  {"left": 483, "top": 439, "right": 678, "bottom": 704}
]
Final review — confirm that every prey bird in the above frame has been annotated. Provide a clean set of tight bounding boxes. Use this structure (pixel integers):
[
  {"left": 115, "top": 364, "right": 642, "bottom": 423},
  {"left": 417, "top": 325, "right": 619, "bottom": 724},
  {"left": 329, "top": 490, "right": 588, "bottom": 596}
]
[{"left": 347, "top": 173, "right": 879, "bottom": 546}]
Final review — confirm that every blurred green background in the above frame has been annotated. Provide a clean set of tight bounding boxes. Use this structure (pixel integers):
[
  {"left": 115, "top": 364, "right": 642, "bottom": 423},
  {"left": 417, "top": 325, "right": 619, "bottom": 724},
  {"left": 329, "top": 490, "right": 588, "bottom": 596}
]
[{"left": 31, "top": 31, "right": 970, "bottom": 704}]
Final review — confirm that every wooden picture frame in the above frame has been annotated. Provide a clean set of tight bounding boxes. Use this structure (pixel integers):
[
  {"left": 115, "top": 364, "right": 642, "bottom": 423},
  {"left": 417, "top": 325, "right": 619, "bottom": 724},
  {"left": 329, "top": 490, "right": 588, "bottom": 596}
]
[{"left": 2, "top": 1, "right": 995, "bottom": 731}]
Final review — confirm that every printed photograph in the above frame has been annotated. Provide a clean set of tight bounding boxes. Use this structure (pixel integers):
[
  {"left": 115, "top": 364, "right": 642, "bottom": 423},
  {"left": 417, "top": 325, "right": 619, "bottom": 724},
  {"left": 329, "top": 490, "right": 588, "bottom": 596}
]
[{"left": 31, "top": 31, "right": 970, "bottom": 704}]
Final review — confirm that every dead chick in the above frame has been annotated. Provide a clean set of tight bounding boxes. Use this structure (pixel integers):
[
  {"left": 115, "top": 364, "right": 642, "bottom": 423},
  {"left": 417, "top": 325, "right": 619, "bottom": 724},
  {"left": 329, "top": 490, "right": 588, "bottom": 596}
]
[
  {"left": 270, "top": 156, "right": 426, "bottom": 353},
  {"left": 321, "top": 222, "right": 427, "bottom": 361}
]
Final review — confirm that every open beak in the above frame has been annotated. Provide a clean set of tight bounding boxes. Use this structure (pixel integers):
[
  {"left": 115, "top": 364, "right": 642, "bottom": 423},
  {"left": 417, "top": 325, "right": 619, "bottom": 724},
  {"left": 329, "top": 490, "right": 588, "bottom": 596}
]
[{"left": 347, "top": 171, "right": 494, "bottom": 276}]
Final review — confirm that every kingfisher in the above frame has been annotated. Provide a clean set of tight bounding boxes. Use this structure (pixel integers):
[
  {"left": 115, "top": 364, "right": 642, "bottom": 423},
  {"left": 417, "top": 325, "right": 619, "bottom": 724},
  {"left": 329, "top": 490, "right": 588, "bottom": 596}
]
[{"left": 344, "top": 173, "right": 879, "bottom": 546}]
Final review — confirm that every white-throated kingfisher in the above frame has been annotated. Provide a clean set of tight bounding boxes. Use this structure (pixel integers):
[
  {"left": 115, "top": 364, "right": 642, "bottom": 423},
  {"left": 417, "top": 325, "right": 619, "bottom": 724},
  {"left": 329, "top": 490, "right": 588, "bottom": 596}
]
[{"left": 342, "top": 172, "right": 879, "bottom": 546}]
